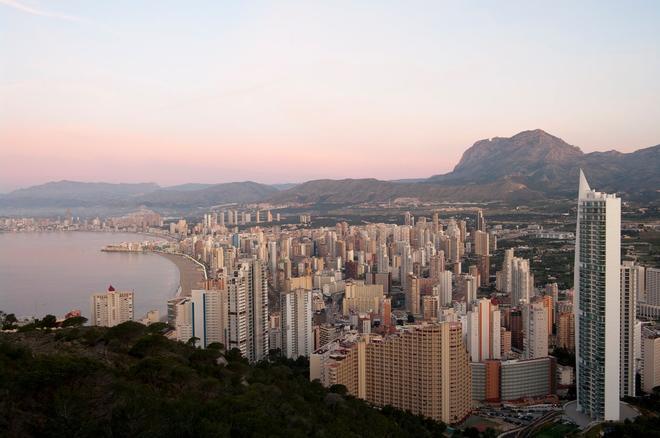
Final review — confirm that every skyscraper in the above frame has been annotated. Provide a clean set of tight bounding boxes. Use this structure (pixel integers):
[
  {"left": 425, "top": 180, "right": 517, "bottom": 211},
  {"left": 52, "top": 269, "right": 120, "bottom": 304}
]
[
  {"left": 522, "top": 299, "right": 548, "bottom": 360},
  {"left": 466, "top": 298, "right": 501, "bottom": 362},
  {"left": 574, "top": 170, "right": 621, "bottom": 421},
  {"left": 433, "top": 270, "right": 453, "bottom": 307},
  {"left": 227, "top": 259, "right": 270, "bottom": 362},
  {"left": 620, "top": 263, "right": 637, "bottom": 398},
  {"left": 281, "top": 288, "right": 313, "bottom": 358},
  {"left": 243, "top": 259, "right": 270, "bottom": 362},
  {"left": 511, "top": 257, "right": 533, "bottom": 305},
  {"left": 170, "top": 289, "right": 230, "bottom": 348},
  {"left": 405, "top": 274, "right": 420, "bottom": 316}
]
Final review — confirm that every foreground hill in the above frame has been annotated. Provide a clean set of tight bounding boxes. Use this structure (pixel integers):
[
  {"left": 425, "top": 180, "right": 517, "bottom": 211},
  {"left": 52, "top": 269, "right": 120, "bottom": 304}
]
[{"left": 0, "top": 323, "right": 447, "bottom": 437}]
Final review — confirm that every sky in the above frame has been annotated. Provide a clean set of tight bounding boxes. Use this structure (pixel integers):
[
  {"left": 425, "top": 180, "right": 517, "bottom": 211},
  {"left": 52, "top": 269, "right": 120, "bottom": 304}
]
[{"left": 1, "top": 1, "right": 660, "bottom": 192}]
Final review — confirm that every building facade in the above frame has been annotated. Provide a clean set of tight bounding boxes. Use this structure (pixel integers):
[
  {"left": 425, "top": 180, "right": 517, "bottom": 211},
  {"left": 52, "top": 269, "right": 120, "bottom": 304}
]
[{"left": 574, "top": 170, "right": 621, "bottom": 421}]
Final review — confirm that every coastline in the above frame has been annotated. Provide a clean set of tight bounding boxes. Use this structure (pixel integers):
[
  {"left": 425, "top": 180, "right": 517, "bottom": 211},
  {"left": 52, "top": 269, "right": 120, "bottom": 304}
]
[{"left": 155, "top": 252, "right": 206, "bottom": 297}]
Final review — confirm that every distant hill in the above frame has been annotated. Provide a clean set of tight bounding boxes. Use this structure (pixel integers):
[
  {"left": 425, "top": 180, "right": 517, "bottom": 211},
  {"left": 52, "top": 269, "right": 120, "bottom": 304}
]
[
  {"left": 0, "top": 181, "right": 159, "bottom": 207},
  {"left": 138, "top": 181, "right": 279, "bottom": 207},
  {"left": 267, "top": 178, "right": 539, "bottom": 204},
  {"left": 1, "top": 130, "right": 657, "bottom": 215},
  {"left": 0, "top": 180, "right": 278, "bottom": 215}
]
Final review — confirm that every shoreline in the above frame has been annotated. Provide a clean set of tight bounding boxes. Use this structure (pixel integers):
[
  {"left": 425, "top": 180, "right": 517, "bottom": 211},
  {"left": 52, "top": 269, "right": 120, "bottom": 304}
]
[{"left": 155, "top": 252, "right": 206, "bottom": 297}]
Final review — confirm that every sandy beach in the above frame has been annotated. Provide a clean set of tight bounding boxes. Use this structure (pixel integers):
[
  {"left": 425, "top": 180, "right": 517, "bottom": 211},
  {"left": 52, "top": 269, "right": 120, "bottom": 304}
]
[{"left": 157, "top": 253, "right": 206, "bottom": 297}]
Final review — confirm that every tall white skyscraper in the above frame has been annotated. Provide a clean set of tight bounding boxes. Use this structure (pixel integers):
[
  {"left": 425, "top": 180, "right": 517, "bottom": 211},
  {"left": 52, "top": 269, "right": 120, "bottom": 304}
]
[
  {"left": 90, "top": 286, "right": 134, "bottom": 327},
  {"left": 227, "top": 259, "right": 270, "bottom": 362},
  {"left": 281, "top": 288, "right": 313, "bottom": 358},
  {"left": 511, "top": 257, "right": 533, "bottom": 305},
  {"left": 228, "top": 268, "right": 249, "bottom": 356},
  {"left": 574, "top": 170, "right": 621, "bottom": 421}
]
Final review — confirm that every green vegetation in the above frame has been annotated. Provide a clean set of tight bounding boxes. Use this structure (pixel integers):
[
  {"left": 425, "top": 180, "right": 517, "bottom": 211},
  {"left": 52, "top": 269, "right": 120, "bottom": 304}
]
[
  {"left": 0, "top": 322, "right": 447, "bottom": 437},
  {"left": 535, "top": 421, "right": 579, "bottom": 438},
  {"left": 607, "top": 388, "right": 660, "bottom": 437}
]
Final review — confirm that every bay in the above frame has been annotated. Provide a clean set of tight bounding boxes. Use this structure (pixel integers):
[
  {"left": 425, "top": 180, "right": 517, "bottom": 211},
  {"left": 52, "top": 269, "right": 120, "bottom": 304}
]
[{"left": 0, "top": 232, "right": 180, "bottom": 320}]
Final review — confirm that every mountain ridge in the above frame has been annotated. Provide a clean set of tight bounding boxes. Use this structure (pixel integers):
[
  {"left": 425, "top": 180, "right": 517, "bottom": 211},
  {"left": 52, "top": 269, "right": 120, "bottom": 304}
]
[{"left": 1, "top": 129, "right": 657, "bottom": 213}]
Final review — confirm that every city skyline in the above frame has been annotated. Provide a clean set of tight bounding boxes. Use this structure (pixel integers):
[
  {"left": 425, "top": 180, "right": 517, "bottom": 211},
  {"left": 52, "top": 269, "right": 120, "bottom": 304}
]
[{"left": 2, "top": 1, "right": 660, "bottom": 191}]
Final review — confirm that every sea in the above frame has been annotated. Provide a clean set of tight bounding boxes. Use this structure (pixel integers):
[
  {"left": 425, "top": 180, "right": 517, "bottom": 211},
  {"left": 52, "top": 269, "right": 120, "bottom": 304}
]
[{"left": 0, "top": 232, "right": 180, "bottom": 320}]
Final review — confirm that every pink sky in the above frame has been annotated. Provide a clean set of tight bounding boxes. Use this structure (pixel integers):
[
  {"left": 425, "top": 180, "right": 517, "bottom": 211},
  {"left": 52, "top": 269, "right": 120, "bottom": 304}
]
[{"left": 2, "top": 1, "right": 659, "bottom": 192}]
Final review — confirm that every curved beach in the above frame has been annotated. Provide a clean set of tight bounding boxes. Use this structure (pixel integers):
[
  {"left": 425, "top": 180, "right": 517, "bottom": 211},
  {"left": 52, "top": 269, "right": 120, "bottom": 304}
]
[{"left": 157, "top": 253, "right": 206, "bottom": 297}]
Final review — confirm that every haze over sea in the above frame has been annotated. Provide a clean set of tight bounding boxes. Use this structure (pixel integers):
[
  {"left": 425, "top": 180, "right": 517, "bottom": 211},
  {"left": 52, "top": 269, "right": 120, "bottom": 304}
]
[{"left": 0, "top": 232, "right": 179, "bottom": 319}]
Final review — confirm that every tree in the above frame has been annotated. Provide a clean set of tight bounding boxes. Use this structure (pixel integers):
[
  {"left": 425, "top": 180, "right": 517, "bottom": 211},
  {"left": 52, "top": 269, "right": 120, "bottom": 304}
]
[
  {"left": 62, "top": 316, "right": 88, "bottom": 327},
  {"left": 2, "top": 313, "right": 18, "bottom": 330},
  {"left": 41, "top": 314, "right": 57, "bottom": 328}
]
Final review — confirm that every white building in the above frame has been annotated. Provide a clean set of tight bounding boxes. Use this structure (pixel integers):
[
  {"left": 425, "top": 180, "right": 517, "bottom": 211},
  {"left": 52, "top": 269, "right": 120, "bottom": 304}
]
[
  {"left": 281, "top": 288, "right": 313, "bottom": 358},
  {"left": 433, "top": 270, "right": 453, "bottom": 307},
  {"left": 523, "top": 300, "right": 548, "bottom": 360},
  {"left": 511, "top": 257, "right": 533, "bottom": 305},
  {"left": 574, "top": 170, "right": 621, "bottom": 421},
  {"left": 191, "top": 289, "right": 229, "bottom": 348},
  {"left": 466, "top": 298, "right": 501, "bottom": 362},
  {"left": 90, "top": 286, "right": 134, "bottom": 327}
]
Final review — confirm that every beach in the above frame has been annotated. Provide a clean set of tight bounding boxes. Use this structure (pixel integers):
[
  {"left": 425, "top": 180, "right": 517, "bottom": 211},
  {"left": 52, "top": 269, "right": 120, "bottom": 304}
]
[{"left": 157, "top": 253, "right": 206, "bottom": 297}]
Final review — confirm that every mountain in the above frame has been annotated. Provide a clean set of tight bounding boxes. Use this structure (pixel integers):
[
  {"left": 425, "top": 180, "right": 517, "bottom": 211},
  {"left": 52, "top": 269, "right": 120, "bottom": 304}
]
[
  {"left": 270, "top": 183, "right": 299, "bottom": 191},
  {"left": 0, "top": 181, "right": 279, "bottom": 215},
  {"left": 1, "top": 130, "right": 657, "bottom": 214},
  {"left": 138, "top": 181, "right": 278, "bottom": 207},
  {"left": 0, "top": 181, "right": 159, "bottom": 207},
  {"left": 428, "top": 129, "right": 660, "bottom": 200},
  {"left": 162, "top": 183, "right": 216, "bottom": 192},
  {"left": 268, "top": 178, "right": 539, "bottom": 204}
]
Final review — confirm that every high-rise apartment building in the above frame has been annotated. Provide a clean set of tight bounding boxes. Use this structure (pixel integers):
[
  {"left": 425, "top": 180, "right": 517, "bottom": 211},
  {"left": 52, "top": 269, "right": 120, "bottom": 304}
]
[
  {"left": 433, "top": 270, "right": 453, "bottom": 307},
  {"left": 467, "top": 298, "right": 501, "bottom": 362},
  {"left": 343, "top": 281, "right": 384, "bottom": 316},
  {"left": 311, "top": 322, "right": 471, "bottom": 424},
  {"left": 192, "top": 289, "right": 229, "bottom": 348},
  {"left": 522, "top": 299, "right": 548, "bottom": 360},
  {"left": 473, "top": 230, "right": 489, "bottom": 256},
  {"left": 90, "top": 286, "right": 134, "bottom": 327},
  {"left": 405, "top": 274, "right": 420, "bottom": 315},
  {"left": 647, "top": 268, "right": 660, "bottom": 305},
  {"left": 511, "top": 257, "right": 534, "bottom": 305},
  {"left": 227, "top": 259, "right": 269, "bottom": 362},
  {"left": 281, "top": 288, "right": 313, "bottom": 358},
  {"left": 574, "top": 170, "right": 621, "bottom": 421},
  {"left": 499, "top": 248, "right": 514, "bottom": 294},
  {"left": 641, "top": 324, "right": 660, "bottom": 393},
  {"left": 557, "top": 310, "right": 575, "bottom": 351},
  {"left": 620, "top": 264, "right": 637, "bottom": 398}
]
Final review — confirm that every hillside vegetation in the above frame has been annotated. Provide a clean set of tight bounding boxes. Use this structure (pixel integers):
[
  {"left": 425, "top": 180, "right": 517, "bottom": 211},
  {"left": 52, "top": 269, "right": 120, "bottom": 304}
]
[{"left": 0, "top": 322, "right": 447, "bottom": 437}]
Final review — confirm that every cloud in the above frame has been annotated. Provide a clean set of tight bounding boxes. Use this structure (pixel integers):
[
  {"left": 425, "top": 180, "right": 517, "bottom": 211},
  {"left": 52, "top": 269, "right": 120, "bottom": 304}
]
[{"left": 0, "top": 0, "right": 86, "bottom": 23}]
